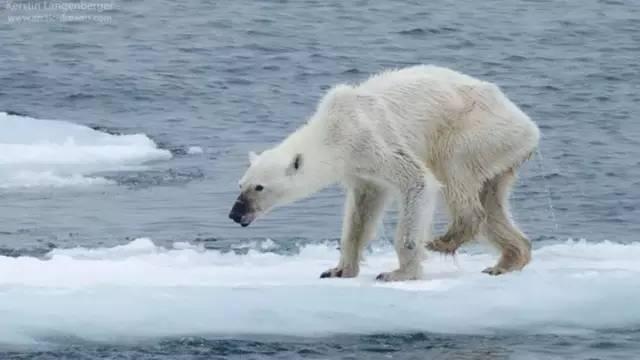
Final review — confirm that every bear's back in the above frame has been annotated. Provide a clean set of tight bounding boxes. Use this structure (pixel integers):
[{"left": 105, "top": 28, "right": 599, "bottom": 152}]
[{"left": 357, "top": 65, "right": 484, "bottom": 97}]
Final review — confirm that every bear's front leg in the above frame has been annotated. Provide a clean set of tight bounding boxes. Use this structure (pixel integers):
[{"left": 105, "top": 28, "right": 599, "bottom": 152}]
[
  {"left": 320, "top": 181, "right": 387, "bottom": 279},
  {"left": 376, "top": 171, "right": 439, "bottom": 282}
]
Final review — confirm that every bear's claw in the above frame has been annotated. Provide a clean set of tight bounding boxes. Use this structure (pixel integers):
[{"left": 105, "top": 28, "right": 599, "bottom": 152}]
[
  {"left": 426, "top": 237, "right": 460, "bottom": 254},
  {"left": 320, "top": 266, "right": 358, "bottom": 279},
  {"left": 482, "top": 266, "right": 507, "bottom": 275},
  {"left": 375, "top": 269, "right": 421, "bottom": 282},
  {"left": 320, "top": 269, "right": 343, "bottom": 278}
]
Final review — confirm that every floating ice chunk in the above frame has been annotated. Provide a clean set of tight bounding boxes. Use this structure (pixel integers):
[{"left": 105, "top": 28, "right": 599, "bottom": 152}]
[
  {"left": 0, "top": 239, "right": 639, "bottom": 345},
  {"left": 0, "top": 112, "right": 171, "bottom": 188},
  {"left": 187, "top": 146, "right": 204, "bottom": 155}
]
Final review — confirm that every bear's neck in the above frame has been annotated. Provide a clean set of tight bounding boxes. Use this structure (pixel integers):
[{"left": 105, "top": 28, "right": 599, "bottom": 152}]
[{"left": 278, "top": 120, "right": 343, "bottom": 188}]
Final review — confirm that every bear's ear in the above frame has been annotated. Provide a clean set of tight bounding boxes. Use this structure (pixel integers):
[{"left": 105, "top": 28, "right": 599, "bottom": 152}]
[
  {"left": 286, "top": 153, "right": 303, "bottom": 175},
  {"left": 293, "top": 153, "right": 302, "bottom": 170},
  {"left": 248, "top": 151, "right": 259, "bottom": 165}
]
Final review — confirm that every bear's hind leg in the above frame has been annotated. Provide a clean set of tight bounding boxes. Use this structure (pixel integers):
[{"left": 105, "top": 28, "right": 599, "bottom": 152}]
[
  {"left": 320, "top": 180, "right": 387, "bottom": 278},
  {"left": 427, "top": 181, "right": 485, "bottom": 254},
  {"left": 480, "top": 168, "right": 531, "bottom": 275}
]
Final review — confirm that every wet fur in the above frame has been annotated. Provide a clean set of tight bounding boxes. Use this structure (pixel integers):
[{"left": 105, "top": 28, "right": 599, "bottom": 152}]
[{"left": 240, "top": 65, "right": 540, "bottom": 281}]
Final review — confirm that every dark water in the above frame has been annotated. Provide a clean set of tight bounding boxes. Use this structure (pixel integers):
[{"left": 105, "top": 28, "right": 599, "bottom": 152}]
[
  {"left": 1, "top": 0, "right": 639, "bottom": 358},
  {"left": 5, "top": 332, "right": 640, "bottom": 360}
]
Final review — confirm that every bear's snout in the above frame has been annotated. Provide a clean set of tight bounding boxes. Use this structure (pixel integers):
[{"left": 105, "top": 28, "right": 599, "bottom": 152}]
[{"left": 229, "top": 194, "right": 254, "bottom": 227}]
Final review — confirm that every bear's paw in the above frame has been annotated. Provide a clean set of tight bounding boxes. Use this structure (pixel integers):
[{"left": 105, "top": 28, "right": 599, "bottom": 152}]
[{"left": 319, "top": 266, "right": 358, "bottom": 279}]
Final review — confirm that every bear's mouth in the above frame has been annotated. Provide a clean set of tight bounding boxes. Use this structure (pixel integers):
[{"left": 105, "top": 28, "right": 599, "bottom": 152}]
[
  {"left": 239, "top": 213, "right": 256, "bottom": 227},
  {"left": 229, "top": 206, "right": 258, "bottom": 227},
  {"left": 229, "top": 192, "right": 264, "bottom": 227},
  {"left": 229, "top": 211, "right": 257, "bottom": 227}
]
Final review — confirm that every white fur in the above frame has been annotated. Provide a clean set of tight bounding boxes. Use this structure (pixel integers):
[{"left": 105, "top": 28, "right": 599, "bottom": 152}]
[
  {"left": 238, "top": 65, "right": 540, "bottom": 281},
  {"left": 248, "top": 151, "right": 259, "bottom": 165}
]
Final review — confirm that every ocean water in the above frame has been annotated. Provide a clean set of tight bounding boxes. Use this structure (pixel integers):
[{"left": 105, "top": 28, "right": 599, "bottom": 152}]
[{"left": 0, "top": 0, "right": 639, "bottom": 359}]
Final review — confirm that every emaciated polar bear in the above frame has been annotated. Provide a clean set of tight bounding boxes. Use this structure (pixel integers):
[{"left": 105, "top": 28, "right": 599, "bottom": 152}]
[{"left": 229, "top": 65, "right": 539, "bottom": 281}]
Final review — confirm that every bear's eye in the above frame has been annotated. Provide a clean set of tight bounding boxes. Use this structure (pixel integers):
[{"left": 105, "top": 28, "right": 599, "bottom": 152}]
[{"left": 255, "top": 184, "right": 264, "bottom": 192}]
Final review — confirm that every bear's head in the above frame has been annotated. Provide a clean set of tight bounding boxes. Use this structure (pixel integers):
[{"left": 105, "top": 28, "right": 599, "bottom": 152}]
[
  {"left": 228, "top": 88, "right": 351, "bottom": 227},
  {"left": 229, "top": 148, "right": 315, "bottom": 227}
]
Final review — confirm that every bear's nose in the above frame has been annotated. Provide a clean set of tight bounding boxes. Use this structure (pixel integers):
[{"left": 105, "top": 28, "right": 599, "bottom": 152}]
[
  {"left": 228, "top": 210, "right": 243, "bottom": 223},
  {"left": 229, "top": 195, "right": 249, "bottom": 224}
]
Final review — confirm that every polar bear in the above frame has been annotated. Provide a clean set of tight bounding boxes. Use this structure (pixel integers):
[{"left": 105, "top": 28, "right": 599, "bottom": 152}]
[{"left": 229, "top": 65, "right": 539, "bottom": 281}]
